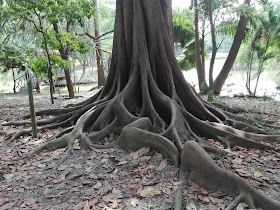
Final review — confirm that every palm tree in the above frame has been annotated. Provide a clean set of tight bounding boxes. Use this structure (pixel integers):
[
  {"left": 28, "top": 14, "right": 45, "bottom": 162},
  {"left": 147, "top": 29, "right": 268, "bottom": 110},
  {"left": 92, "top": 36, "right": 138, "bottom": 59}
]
[
  {"left": 173, "top": 9, "right": 196, "bottom": 71},
  {"left": 245, "top": 0, "right": 280, "bottom": 95}
]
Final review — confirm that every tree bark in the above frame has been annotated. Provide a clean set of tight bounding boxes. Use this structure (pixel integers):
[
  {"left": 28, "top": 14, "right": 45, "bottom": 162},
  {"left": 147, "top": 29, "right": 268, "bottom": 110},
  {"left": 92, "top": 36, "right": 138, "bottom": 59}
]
[
  {"left": 208, "top": 0, "right": 217, "bottom": 91},
  {"left": 201, "top": 18, "right": 206, "bottom": 76},
  {"left": 94, "top": 0, "right": 105, "bottom": 87},
  {"left": 194, "top": 0, "right": 207, "bottom": 93},
  {"left": 12, "top": 68, "right": 16, "bottom": 93},
  {"left": 213, "top": 0, "right": 251, "bottom": 94}
]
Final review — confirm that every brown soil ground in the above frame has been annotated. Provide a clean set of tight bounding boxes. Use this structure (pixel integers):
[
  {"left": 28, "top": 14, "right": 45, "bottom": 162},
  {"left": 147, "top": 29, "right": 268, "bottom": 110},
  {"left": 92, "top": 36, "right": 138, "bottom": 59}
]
[{"left": 0, "top": 91, "right": 279, "bottom": 210}]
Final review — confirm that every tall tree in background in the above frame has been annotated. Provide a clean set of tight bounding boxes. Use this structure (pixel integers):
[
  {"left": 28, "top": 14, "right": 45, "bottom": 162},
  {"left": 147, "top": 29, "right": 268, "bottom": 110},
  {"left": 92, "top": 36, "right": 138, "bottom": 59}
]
[
  {"left": 191, "top": 0, "right": 251, "bottom": 94},
  {"left": 214, "top": 0, "right": 251, "bottom": 93},
  {"left": 94, "top": 0, "right": 105, "bottom": 86},
  {"left": 5, "top": 0, "right": 56, "bottom": 103},
  {"left": 2, "top": 0, "right": 94, "bottom": 99},
  {"left": 2, "top": 1, "right": 280, "bottom": 209},
  {"left": 50, "top": 0, "right": 94, "bottom": 99},
  {"left": 244, "top": 0, "right": 280, "bottom": 95},
  {"left": 193, "top": 0, "right": 206, "bottom": 92}
]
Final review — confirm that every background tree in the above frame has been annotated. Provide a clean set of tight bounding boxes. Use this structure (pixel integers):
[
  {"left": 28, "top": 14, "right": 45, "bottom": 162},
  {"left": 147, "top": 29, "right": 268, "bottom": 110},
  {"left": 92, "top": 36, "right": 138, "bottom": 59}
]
[
  {"left": 191, "top": 0, "right": 251, "bottom": 94},
  {"left": 6, "top": 0, "right": 58, "bottom": 103},
  {"left": 79, "top": 0, "right": 115, "bottom": 84},
  {"left": 244, "top": 0, "right": 280, "bottom": 95},
  {"left": 49, "top": 0, "right": 94, "bottom": 99},
  {"left": 1, "top": 1, "right": 280, "bottom": 209},
  {"left": 94, "top": 0, "right": 105, "bottom": 86},
  {"left": 2, "top": 0, "right": 94, "bottom": 99}
]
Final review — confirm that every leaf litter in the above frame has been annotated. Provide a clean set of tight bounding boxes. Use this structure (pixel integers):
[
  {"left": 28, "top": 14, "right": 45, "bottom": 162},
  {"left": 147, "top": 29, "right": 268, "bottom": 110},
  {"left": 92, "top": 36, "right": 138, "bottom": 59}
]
[{"left": 0, "top": 92, "right": 279, "bottom": 209}]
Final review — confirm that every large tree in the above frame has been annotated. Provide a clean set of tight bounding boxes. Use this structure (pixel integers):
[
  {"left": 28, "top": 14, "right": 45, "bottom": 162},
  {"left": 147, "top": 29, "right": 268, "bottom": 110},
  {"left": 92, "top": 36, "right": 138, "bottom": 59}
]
[{"left": 2, "top": 1, "right": 280, "bottom": 209}]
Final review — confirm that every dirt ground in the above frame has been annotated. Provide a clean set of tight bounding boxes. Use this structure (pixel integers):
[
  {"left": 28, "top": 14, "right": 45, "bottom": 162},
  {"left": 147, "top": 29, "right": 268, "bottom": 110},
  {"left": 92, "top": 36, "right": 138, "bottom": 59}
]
[{"left": 0, "top": 91, "right": 279, "bottom": 210}]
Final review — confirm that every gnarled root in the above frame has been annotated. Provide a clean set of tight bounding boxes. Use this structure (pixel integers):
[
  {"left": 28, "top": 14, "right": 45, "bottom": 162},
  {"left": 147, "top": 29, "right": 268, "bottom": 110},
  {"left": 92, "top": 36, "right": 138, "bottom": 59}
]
[{"left": 175, "top": 141, "right": 280, "bottom": 210}]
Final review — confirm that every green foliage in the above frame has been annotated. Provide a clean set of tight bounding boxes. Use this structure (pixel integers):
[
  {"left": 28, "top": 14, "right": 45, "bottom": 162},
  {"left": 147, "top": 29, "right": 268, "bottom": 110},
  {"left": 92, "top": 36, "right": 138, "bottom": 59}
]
[
  {"left": 1, "top": 0, "right": 94, "bottom": 82},
  {"left": 236, "top": 1, "right": 280, "bottom": 71},
  {"left": 207, "top": 90, "right": 215, "bottom": 102},
  {"left": 178, "top": 42, "right": 196, "bottom": 70},
  {"left": 173, "top": 9, "right": 196, "bottom": 71},
  {"left": 31, "top": 54, "right": 68, "bottom": 78},
  {"left": 0, "top": 42, "right": 36, "bottom": 73},
  {"left": 173, "top": 9, "right": 194, "bottom": 47},
  {"left": 7, "top": 0, "right": 94, "bottom": 26}
]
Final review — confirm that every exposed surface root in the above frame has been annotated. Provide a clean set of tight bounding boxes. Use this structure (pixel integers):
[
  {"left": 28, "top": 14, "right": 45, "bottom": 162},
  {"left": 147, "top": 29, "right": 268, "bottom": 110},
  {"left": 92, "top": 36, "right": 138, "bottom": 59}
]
[{"left": 176, "top": 141, "right": 280, "bottom": 210}]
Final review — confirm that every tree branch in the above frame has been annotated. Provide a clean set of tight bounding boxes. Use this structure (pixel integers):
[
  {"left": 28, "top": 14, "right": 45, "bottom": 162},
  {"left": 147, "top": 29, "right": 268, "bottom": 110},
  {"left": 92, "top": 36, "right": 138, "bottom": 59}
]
[
  {"left": 217, "top": 37, "right": 225, "bottom": 50},
  {"left": 0, "top": 19, "right": 22, "bottom": 47},
  {"left": 66, "top": 19, "right": 73, "bottom": 32},
  {"left": 78, "top": 30, "right": 114, "bottom": 41}
]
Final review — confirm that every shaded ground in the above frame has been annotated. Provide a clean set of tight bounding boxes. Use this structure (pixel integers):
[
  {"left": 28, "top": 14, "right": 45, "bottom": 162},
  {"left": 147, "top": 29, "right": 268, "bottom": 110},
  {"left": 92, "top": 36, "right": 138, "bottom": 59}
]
[{"left": 0, "top": 92, "right": 279, "bottom": 210}]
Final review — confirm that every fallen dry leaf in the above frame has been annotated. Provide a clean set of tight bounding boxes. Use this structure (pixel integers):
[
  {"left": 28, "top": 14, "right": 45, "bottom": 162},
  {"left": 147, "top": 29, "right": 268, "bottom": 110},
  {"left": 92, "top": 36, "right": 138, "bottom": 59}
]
[
  {"left": 3, "top": 173, "right": 14, "bottom": 180},
  {"left": 207, "top": 139, "right": 215, "bottom": 144},
  {"left": 156, "top": 159, "right": 167, "bottom": 171},
  {"left": 186, "top": 202, "right": 197, "bottom": 210},
  {"left": 111, "top": 199, "right": 119, "bottom": 209},
  {"left": 236, "top": 202, "right": 247, "bottom": 210},
  {"left": 93, "top": 181, "right": 102, "bottom": 190},
  {"left": 0, "top": 198, "right": 4, "bottom": 207},
  {"left": 130, "top": 199, "right": 138, "bottom": 207},
  {"left": 140, "top": 187, "right": 154, "bottom": 197},
  {"left": 0, "top": 202, "right": 16, "bottom": 210},
  {"left": 236, "top": 169, "right": 251, "bottom": 177},
  {"left": 83, "top": 201, "right": 90, "bottom": 210},
  {"left": 73, "top": 201, "right": 86, "bottom": 210},
  {"left": 254, "top": 171, "right": 262, "bottom": 178},
  {"left": 88, "top": 199, "right": 98, "bottom": 206},
  {"left": 132, "top": 147, "right": 150, "bottom": 159}
]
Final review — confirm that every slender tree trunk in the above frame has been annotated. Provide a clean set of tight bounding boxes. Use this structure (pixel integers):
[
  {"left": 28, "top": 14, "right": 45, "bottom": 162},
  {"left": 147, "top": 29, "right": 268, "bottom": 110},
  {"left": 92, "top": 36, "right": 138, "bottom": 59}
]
[
  {"left": 25, "top": 68, "right": 37, "bottom": 138},
  {"left": 194, "top": 0, "right": 207, "bottom": 93},
  {"left": 91, "top": 52, "right": 95, "bottom": 74},
  {"left": 43, "top": 43, "right": 54, "bottom": 104},
  {"left": 72, "top": 61, "right": 76, "bottom": 93},
  {"left": 208, "top": 0, "right": 217, "bottom": 91},
  {"left": 39, "top": 19, "right": 54, "bottom": 103},
  {"left": 201, "top": 19, "right": 206, "bottom": 74},
  {"left": 94, "top": 0, "right": 105, "bottom": 87},
  {"left": 213, "top": 0, "right": 251, "bottom": 94},
  {"left": 253, "top": 61, "right": 263, "bottom": 96},
  {"left": 78, "top": 61, "right": 86, "bottom": 93},
  {"left": 36, "top": 76, "right": 40, "bottom": 93},
  {"left": 253, "top": 38, "right": 269, "bottom": 96},
  {"left": 33, "top": 9, "right": 54, "bottom": 103},
  {"left": 53, "top": 22, "right": 75, "bottom": 99},
  {"left": 65, "top": 63, "right": 75, "bottom": 98},
  {"left": 12, "top": 68, "right": 16, "bottom": 93},
  {"left": 246, "top": 48, "right": 254, "bottom": 95}
]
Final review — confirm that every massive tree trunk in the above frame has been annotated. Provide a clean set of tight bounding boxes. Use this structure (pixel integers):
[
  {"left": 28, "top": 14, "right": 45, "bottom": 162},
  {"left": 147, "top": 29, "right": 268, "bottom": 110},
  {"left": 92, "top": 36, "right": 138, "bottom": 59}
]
[
  {"left": 213, "top": 0, "right": 250, "bottom": 94},
  {"left": 3, "top": 1, "right": 280, "bottom": 209}
]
